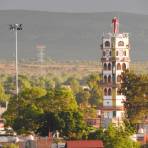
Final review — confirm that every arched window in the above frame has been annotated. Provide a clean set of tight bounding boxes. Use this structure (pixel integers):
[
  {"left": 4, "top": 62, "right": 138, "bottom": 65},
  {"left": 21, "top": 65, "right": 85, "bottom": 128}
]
[
  {"left": 108, "top": 63, "right": 111, "bottom": 70},
  {"left": 122, "top": 63, "right": 126, "bottom": 71},
  {"left": 104, "top": 63, "right": 107, "bottom": 70},
  {"left": 118, "top": 41, "right": 124, "bottom": 46},
  {"left": 104, "top": 75, "right": 107, "bottom": 83},
  {"left": 124, "top": 51, "right": 126, "bottom": 56},
  {"left": 117, "top": 88, "right": 121, "bottom": 95},
  {"left": 117, "top": 75, "right": 122, "bottom": 82},
  {"left": 109, "top": 51, "right": 112, "bottom": 56},
  {"left": 117, "top": 63, "right": 121, "bottom": 70},
  {"left": 104, "top": 88, "right": 107, "bottom": 96},
  {"left": 103, "top": 51, "right": 106, "bottom": 56},
  {"left": 108, "top": 75, "right": 112, "bottom": 83},
  {"left": 105, "top": 41, "right": 110, "bottom": 47},
  {"left": 116, "top": 51, "right": 118, "bottom": 56},
  {"left": 108, "top": 88, "right": 112, "bottom": 96}
]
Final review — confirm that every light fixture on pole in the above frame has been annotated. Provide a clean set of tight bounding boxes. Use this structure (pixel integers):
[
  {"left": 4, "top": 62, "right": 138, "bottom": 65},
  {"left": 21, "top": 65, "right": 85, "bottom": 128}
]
[{"left": 9, "top": 24, "right": 23, "bottom": 99}]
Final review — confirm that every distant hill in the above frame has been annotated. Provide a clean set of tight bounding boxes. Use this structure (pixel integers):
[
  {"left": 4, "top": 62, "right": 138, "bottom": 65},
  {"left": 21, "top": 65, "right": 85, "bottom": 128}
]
[{"left": 0, "top": 10, "right": 147, "bottom": 61}]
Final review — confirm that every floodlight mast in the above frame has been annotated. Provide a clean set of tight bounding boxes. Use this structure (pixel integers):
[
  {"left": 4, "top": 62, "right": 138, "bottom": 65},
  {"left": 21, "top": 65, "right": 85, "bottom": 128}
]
[{"left": 9, "top": 24, "right": 23, "bottom": 100}]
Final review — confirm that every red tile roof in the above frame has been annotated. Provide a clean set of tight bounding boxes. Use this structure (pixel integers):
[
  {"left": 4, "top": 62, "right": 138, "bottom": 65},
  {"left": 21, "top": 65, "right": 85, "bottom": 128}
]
[{"left": 66, "top": 140, "right": 104, "bottom": 148}]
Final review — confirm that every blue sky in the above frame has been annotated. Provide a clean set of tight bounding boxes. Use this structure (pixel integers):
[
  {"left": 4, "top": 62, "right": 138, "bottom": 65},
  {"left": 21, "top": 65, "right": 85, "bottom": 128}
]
[{"left": 0, "top": 0, "right": 148, "bottom": 14}]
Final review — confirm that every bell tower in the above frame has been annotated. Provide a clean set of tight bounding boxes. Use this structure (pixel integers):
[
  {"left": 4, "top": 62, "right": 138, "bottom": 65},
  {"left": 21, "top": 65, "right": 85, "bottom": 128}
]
[{"left": 100, "top": 17, "right": 130, "bottom": 127}]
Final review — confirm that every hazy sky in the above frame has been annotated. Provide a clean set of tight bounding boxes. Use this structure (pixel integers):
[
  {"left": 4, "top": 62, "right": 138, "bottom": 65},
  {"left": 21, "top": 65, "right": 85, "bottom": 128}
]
[{"left": 0, "top": 0, "right": 148, "bottom": 14}]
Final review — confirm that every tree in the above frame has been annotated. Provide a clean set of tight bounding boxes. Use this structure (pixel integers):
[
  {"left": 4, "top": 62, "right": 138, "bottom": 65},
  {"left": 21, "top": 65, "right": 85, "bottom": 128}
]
[
  {"left": 0, "top": 83, "right": 10, "bottom": 102},
  {"left": 37, "top": 111, "right": 88, "bottom": 139},
  {"left": 121, "top": 70, "right": 148, "bottom": 124},
  {"left": 87, "top": 74, "right": 103, "bottom": 107},
  {"left": 76, "top": 89, "right": 90, "bottom": 106},
  {"left": 51, "top": 86, "right": 78, "bottom": 112},
  {"left": 3, "top": 87, "right": 44, "bottom": 134},
  {"left": 88, "top": 124, "right": 140, "bottom": 148},
  {"left": 19, "top": 75, "right": 31, "bottom": 90},
  {"left": 64, "top": 77, "right": 81, "bottom": 94},
  {"left": 3, "top": 85, "right": 78, "bottom": 135}
]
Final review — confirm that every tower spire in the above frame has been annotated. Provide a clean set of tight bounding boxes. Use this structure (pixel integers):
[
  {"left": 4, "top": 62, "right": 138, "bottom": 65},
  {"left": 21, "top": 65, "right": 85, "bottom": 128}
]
[{"left": 112, "top": 17, "right": 119, "bottom": 33}]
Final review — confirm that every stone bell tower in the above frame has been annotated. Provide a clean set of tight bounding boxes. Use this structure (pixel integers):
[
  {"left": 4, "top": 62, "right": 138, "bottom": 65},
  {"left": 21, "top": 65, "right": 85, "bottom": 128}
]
[{"left": 100, "top": 17, "right": 130, "bottom": 127}]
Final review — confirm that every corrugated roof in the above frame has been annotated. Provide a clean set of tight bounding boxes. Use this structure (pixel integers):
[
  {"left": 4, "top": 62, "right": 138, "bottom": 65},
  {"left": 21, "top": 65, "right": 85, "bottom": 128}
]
[{"left": 66, "top": 140, "right": 104, "bottom": 148}]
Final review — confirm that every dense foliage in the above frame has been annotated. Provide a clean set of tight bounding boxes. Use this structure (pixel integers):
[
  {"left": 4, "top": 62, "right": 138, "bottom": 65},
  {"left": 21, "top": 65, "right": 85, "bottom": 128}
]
[
  {"left": 0, "top": 70, "right": 147, "bottom": 147},
  {"left": 88, "top": 124, "right": 140, "bottom": 148},
  {"left": 121, "top": 70, "right": 148, "bottom": 124},
  {"left": 1, "top": 73, "right": 102, "bottom": 139}
]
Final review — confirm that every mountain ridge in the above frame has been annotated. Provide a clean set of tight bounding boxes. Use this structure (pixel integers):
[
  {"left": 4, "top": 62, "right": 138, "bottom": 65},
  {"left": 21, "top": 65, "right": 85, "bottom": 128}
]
[{"left": 0, "top": 10, "right": 147, "bottom": 61}]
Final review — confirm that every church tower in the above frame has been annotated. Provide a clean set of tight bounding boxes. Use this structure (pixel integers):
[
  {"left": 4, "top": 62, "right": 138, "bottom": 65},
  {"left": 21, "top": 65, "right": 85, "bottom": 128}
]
[{"left": 100, "top": 17, "right": 130, "bottom": 127}]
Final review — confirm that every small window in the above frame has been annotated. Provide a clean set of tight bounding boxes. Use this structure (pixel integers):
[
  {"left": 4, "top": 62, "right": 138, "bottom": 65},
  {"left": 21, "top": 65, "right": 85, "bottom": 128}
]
[
  {"left": 108, "top": 63, "right": 111, "bottom": 70},
  {"left": 104, "top": 88, "right": 107, "bottom": 96},
  {"left": 104, "top": 63, "right": 107, "bottom": 70},
  {"left": 105, "top": 41, "right": 110, "bottom": 47},
  {"left": 116, "top": 51, "right": 118, "bottom": 56},
  {"left": 108, "top": 75, "right": 112, "bottom": 83},
  {"left": 109, "top": 51, "right": 112, "bottom": 56},
  {"left": 124, "top": 51, "right": 126, "bottom": 56},
  {"left": 103, "top": 51, "right": 106, "bottom": 56},
  {"left": 118, "top": 41, "right": 124, "bottom": 46},
  {"left": 117, "top": 88, "right": 122, "bottom": 95},
  {"left": 104, "top": 75, "right": 107, "bottom": 83},
  {"left": 122, "top": 63, "right": 126, "bottom": 71},
  {"left": 113, "top": 111, "right": 116, "bottom": 117},
  {"left": 108, "top": 88, "right": 112, "bottom": 96},
  {"left": 117, "top": 63, "right": 121, "bottom": 70},
  {"left": 117, "top": 75, "right": 122, "bottom": 82}
]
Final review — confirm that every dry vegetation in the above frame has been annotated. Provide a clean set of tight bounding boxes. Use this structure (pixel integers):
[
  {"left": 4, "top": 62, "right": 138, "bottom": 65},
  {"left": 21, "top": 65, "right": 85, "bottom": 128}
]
[{"left": 0, "top": 60, "right": 147, "bottom": 76}]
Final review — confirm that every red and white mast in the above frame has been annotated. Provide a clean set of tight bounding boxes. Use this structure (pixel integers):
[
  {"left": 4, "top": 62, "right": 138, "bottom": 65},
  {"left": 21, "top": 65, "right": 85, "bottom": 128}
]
[{"left": 112, "top": 17, "right": 119, "bottom": 33}]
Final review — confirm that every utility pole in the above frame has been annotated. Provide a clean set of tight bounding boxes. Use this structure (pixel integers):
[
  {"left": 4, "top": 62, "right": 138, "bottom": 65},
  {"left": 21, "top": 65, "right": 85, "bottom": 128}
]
[{"left": 9, "top": 24, "right": 23, "bottom": 100}]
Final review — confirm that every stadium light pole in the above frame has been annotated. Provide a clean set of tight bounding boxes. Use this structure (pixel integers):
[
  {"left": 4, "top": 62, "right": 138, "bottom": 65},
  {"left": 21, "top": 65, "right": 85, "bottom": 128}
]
[{"left": 9, "top": 24, "right": 23, "bottom": 100}]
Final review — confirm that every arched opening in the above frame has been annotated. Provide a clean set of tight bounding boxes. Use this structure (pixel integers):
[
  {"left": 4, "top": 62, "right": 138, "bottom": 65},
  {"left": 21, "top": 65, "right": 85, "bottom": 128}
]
[
  {"left": 103, "top": 51, "right": 106, "bottom": 56},
  {"left": 118, "top": 41, "right": 124, "bottom": 46},
  {"left": 108, "top": 88, "right": 112, "bottom": 96},
  {"left": 117, "top": 63, "right": 121, "bottom": 70},
  {"left": 104, "top": 63, "right": 107, "bottom": 70},
  {"left": 109, "top": 51, "right": 112, "bottom": 56},
  {"left": 108, "top": 75, "right": 112, "bottom": 83},
  {"left": 117, "top": 88, "right": 122, "bottom": 95},
  {"left": 122, "top": 63, "right": 126, "bottom": 71},
  {"left": 108, "top": 63, "right": 111, "bottom": 70},
  {"left": 117, "top": 75, "right": 122, "bottom": 82},
  {"left": 104, "top": 75, "right": 107, "bottom": 83},
  {"left": 124, "top": 51, "right": 126, "bottom": 56},
  {"left": 105, "top": 41, "right": 110, "bottom": 47},
  {"left": 104, "top": 88, "right": 107, "bottom": 96}
]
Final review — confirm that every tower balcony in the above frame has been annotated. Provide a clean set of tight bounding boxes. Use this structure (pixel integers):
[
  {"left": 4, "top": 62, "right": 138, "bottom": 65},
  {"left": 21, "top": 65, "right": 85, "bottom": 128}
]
[
  {"left": 109, "top": 57, "right": 120, "bottom": 61},
  {"left": 101, "top": 57, "right": 108, "bottom": 62},
  {"left": 101, "top": 57, "right": 130, "bottom": 62},
  {"left": 115, "top": 57, "right": 130, "bottom": 62},
  {"left": 100, "top": 82, "right": 121, "bottom": 88},
  {"left": 108, "top": 57, "right": 130, "bottom": 62},
  {"left": 101, "top": 106, "right": 124, "bottom": 111}
]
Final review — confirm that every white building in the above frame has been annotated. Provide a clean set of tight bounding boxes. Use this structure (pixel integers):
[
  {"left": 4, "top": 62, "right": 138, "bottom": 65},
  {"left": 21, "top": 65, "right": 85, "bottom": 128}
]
[{"left": 100, "top": 17, "right": 130, "bottom": 127}]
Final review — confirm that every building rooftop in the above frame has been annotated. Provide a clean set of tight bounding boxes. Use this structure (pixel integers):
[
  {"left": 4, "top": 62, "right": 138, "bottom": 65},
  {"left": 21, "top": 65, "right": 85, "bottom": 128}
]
[{"left": 66, "top": 140, "right": 104, "bottom": 148}]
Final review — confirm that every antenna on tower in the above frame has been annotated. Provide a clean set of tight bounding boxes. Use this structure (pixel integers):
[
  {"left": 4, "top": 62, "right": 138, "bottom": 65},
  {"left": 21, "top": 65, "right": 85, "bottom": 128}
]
[{"left": 36, "top": 45, "right": 46, "bottom": 75}]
